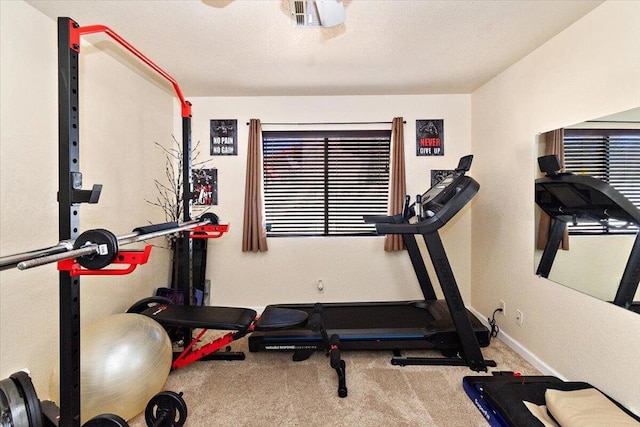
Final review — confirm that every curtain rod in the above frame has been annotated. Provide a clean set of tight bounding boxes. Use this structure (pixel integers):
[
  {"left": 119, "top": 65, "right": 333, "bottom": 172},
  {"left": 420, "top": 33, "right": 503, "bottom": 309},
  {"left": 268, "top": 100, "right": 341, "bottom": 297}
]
[{"left": 246, "top": 120, "right": 406, "bottom": 125}]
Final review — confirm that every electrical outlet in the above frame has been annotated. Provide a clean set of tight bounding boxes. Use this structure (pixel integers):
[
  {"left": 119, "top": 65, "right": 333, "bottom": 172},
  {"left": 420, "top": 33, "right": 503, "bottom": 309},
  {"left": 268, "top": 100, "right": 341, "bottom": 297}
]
[
  {"left": 516, "top": 309, "right": 524, "bottom": 326},
  {"left": 498, "top": 300, "right": 506, "bottom": 315}
]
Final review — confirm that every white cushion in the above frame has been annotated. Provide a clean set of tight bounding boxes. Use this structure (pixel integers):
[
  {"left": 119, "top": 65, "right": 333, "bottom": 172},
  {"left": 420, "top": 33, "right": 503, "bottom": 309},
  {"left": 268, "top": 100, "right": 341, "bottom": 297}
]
[
  {"left": 523, "top": 401, "right": 559, "bottom": 427},
  {"left": 545, "top": 388, "right": 639, "bottom": 426}
]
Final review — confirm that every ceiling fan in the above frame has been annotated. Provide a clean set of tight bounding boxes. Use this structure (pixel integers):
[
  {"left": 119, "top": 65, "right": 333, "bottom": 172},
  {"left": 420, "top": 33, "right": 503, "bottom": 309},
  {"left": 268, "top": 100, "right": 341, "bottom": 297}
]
[{"left": 289, "top": 0, "right": 346, "bottom": 28}]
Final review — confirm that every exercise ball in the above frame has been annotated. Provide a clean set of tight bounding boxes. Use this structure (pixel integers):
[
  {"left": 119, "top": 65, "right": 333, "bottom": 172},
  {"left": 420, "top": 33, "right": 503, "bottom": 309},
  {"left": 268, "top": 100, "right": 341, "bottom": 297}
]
[{"left": 50, "top": 313, "right": 172, "bottom": 423}]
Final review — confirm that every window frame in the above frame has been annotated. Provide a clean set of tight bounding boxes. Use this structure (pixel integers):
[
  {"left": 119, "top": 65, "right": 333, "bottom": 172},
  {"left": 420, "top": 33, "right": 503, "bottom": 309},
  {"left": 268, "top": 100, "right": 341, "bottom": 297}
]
[{"left": 262, "top": 129, "right": 392, "bottom": 237}]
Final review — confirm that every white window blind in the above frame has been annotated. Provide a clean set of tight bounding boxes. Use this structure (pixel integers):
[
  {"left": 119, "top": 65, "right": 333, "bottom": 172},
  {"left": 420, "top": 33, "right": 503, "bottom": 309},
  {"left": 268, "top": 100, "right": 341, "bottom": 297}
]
[
  {"left": 564, "top": 128, "right": 640, "bottom": 234},
  {"left": 262, "top": 130, "right": 391, "bottom": 236}
]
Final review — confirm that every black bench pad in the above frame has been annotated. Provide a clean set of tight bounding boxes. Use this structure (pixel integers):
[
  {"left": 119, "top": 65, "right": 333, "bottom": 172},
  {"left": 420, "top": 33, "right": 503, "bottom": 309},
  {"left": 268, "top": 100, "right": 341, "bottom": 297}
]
[
  {"left": 254, "top": 307, "right": 308, "bottom": 331},
  {"left": 141, "top": 305, "right": 257, "bottom": 330}
]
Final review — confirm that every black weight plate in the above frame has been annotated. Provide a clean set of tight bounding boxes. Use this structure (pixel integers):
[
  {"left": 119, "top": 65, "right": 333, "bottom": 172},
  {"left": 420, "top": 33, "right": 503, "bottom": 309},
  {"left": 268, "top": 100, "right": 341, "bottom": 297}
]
[
  {"left": 0, "top": 384, "right": 10, "bottom": 425},
  {"left": 0, "top": 387, "right": 11, "bottom": 426},
  {"left": 145, "top": 391, "right": 187, "bottom": 427},
  {"left": 73, "top": 229, "right": 118, "bottom": 269},
  {"left": 83, "top": 413, "right": 129, "bottom": 427},
  {"left": 0, "top": 376, "right": 29, "bottom": 427},
  {"left": 198, "top": 212, "right": 219, "bottom": 225},
  {"left": 126, "top": 296, "right": 174, "bottom": 314},
  {"left": 10, "top": 371, "right": 43, "bottom": 427}
]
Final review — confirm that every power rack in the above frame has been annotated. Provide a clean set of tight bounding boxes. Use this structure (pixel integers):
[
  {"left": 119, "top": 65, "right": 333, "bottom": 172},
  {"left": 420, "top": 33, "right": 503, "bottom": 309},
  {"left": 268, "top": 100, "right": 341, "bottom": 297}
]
[{"left": 55, "top": 17, "right": 197, "bottom": 426}]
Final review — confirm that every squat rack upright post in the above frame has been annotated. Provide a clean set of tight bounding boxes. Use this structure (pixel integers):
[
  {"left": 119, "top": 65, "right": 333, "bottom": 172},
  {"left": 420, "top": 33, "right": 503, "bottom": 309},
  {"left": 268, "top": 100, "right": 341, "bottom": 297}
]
[
  {"left": 56, "top": 17, "right": 193, "bottom": 426},
  {"left": 57, "top": 18, "right": 84, "bottom": 426}
]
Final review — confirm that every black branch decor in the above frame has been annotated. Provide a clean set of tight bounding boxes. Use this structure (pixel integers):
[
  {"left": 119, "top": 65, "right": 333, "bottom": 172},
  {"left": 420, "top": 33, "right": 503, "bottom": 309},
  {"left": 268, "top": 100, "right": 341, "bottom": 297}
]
[
  {"left": 146, "top": 135, "right": 212, "bottom": 288},
  {"left": 146, "top": 136, "right": 212, "bottom": 235}
]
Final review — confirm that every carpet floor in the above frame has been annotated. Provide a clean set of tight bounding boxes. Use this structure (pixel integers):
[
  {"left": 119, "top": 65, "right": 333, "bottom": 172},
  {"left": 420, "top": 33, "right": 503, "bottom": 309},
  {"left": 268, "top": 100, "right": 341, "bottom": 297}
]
[{"left": 129, "top": 333, "right": 539, "bottom": 427}]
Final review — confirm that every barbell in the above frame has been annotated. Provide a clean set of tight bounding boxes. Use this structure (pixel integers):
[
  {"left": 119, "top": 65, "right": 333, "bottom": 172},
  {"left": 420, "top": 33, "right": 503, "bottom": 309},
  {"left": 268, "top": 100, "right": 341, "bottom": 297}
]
[{"left": 0, "top": 213, "right": 219, "bottom": 272}]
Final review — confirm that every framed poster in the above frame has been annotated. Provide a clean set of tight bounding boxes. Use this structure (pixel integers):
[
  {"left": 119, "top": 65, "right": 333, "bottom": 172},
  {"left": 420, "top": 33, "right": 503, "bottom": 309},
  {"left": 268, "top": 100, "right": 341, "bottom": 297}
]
[
  {"left": 416, "top": 119, "right": 444, "bottom": 156},
  {"left": 192, "top": 168, "right": 218, "bottom": 206},
  {"left": 210, "top": 119, "right": 237, "bottom": 155}
]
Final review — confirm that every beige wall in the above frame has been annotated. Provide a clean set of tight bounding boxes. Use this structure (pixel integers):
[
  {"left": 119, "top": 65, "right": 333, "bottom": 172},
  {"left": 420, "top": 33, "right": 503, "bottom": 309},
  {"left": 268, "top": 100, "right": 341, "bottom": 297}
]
[
  {"left": 471, "top": 0, "right": 640, "bottom": 416},
  {"left": 187, "top": 95, "right": 473, "bottom": 307},
  {"left": 0, "top": 1, "right": 174, "bottom": 397}
]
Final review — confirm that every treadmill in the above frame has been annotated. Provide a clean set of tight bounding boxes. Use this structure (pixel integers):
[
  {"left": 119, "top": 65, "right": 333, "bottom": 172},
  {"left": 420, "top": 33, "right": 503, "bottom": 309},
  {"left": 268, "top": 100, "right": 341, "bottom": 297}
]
[
  {"left": 535, "top": 154, "right": 640, "bottom": 313},
  {"left": 249, "top": 155, "right": 496, "bottom": 372}
]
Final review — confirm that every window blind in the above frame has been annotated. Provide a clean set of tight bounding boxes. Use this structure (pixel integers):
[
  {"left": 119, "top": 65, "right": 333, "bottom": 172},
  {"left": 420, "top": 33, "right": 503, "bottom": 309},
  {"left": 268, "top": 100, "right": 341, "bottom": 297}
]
[
  {"left": 262, "top": 130, "right": 391, "bottom": 237},
  {"left": 564, "top": 128, "right": 640, "bottom": 234}
]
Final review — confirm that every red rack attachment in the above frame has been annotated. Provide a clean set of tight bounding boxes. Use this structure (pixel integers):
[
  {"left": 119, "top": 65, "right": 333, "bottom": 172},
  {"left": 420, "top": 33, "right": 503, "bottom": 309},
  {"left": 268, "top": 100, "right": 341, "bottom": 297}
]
[
  {"left": 57, "top": 245, "right": 153, "bottom": 277},
  {"left": 189, "top": 224, "right": 230, "bottom": 239}
]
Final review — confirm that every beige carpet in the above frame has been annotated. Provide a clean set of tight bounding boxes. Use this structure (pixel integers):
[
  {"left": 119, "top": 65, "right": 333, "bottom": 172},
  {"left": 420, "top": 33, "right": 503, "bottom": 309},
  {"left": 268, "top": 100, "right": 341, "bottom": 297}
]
[{"left": 129, "top": 334, "right": 540, "bottom": 426}]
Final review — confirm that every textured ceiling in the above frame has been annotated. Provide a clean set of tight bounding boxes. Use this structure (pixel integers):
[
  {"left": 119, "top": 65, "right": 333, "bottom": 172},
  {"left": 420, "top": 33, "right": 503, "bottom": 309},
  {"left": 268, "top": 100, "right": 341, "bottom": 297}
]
[{"left": 26, "top": 0, "right": 604, "bottom": 97}]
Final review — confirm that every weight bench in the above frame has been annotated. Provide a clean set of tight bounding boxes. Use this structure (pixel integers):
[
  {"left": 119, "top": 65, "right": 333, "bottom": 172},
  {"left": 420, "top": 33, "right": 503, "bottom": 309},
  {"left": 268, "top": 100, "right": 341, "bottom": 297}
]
[
  {"left": 135, "top": 301, "right": 308, "bottom": 370},
  {"left": 130, "top": 298, "right": 347, "bottom": 398}
]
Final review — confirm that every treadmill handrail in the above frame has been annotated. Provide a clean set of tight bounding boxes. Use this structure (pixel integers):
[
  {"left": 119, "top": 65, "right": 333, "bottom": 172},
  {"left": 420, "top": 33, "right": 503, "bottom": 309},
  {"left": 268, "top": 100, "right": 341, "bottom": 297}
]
[{"left": 362, "top": 214, "right": 402, "bottom": 224}]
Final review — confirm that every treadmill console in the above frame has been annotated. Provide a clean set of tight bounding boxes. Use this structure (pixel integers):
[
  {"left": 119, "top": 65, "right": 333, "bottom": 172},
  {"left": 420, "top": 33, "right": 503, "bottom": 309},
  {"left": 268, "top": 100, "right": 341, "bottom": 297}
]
[
  {"left": 414, "top": 155, "right": 475, "bottom": 221},
  {"left": 535, "top": 155, "right": 640, "bottom": 225},
  {"left": 372, "top": 155, "right": 479, "bottom": 235},
  {"left": 420, "top": 175, "right": 456, "bottom": 206}
]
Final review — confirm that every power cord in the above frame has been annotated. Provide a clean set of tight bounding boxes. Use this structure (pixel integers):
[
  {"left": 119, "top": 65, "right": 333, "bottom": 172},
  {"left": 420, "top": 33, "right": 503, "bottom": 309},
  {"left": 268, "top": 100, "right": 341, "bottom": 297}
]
[{"left": 488, "top": 308, "right": 502, "bottom": 339}]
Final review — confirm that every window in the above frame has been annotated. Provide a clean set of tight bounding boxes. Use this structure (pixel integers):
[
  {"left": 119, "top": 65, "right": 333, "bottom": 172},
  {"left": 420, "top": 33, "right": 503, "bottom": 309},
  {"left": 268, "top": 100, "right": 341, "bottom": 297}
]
[
  {"left": 262, "top": 130, "right": 391, "bottom": 237},
  {"left": 563, "top": 128, "right": 640, "bottom": 234}
]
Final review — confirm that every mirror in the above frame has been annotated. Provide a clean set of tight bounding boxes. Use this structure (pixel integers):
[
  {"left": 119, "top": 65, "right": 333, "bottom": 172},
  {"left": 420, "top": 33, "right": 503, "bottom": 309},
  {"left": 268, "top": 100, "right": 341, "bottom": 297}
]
[{"left": 534, "top": 107, "right": 640, "bottom": 314}]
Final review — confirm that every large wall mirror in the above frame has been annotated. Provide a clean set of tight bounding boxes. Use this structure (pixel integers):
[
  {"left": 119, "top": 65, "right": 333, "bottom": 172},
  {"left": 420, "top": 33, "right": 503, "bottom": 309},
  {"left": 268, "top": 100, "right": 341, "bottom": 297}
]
[{"left": 534, "top": 107, "right": 640, "bottom": 314}]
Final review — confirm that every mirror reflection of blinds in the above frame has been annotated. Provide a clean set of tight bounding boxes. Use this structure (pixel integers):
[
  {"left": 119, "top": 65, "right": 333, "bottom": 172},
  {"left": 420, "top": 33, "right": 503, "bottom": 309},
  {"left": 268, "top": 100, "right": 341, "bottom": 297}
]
[
  {"left": 564, "top": 128, "right": 640, "bottom": 234},
  {"left": 262, "top": 130, "right": 391, "bottom": 236}
]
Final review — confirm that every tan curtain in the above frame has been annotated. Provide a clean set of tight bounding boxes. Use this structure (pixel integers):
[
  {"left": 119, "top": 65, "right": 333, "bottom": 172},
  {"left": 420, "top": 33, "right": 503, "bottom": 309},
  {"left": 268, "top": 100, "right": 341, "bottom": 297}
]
[
  {"left": 384, "top": 117, "right": 407, "bottom": 251},
  {"left": 242, "top": 119, "right": 268, "bottom": 252},
  {"left": 536, "top": 128, "right": 569, "bottom": 250}
]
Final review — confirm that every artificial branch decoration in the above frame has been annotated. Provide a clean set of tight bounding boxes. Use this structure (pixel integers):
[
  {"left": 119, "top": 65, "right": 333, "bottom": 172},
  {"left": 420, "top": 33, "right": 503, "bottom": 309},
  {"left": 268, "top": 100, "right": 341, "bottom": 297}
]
[
  {"left": 146, "top": 136, "right": 212, "bottom": 290},
  {"left": 146, "top": 135, "right": 212, "bottom": 248}
]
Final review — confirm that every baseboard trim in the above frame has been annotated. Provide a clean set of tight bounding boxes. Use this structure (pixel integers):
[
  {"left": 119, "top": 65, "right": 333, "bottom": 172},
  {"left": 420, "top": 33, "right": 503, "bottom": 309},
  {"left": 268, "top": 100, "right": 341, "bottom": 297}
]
[{"left": 468, "top": 306, "right": 566, "bottom": 380}]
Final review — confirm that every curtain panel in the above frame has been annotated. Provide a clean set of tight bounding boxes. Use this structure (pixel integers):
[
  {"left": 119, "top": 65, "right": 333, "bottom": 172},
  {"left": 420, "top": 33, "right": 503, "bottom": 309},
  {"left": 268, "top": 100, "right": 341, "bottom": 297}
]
[
  {"left": 384, "top": 117, "right": 407, "bottom": 252},
  {"left": 242, "top": 119, "right": 269, "bottom": 252}
]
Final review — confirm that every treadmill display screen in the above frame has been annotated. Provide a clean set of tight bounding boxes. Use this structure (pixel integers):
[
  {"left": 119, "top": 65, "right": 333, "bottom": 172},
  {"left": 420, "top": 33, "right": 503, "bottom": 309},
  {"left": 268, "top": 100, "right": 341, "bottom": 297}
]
[
  {"left": 545, "top": 184, "right": 588, "bottom": 208},
  {"left": 422, "top": 176, "right": 455, "bottom": 203}
]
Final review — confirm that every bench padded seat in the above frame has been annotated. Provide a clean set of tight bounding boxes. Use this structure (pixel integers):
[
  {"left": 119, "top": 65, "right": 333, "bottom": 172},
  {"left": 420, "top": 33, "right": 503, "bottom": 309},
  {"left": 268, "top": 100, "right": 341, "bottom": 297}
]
[
  {"left": 142, "top": 305, "right": 257, "bottom": 330},
  {"left": 254, "top": 307, "right": 308, "bottom": 331}
]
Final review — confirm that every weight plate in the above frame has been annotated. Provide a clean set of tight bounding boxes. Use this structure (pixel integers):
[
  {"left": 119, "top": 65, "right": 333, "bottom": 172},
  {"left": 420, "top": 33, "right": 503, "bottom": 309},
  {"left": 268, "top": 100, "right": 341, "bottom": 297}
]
[
  {"left": 144, "top": 391, "right": 187, "bottom": 427},
  {"left": 73, "top": 229, "right": 119, "bottom": 270},
  {"left": 83, "top": 413, "right": 129, "bottom": 427},
  {"left": 126, "top": 296, "right": 173, "bottom": 314},
  {"left": 0, "top": 376, "right": 29, "bottom": 427},
  {"left": 0, "top": 384, "right": 11, "bottom": 426},
  {"left": 10, "top": 371, "right": 43, "bottom": 427},
  {"left": 198, "top": 213, "right": 219, "bottom": 225}
]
